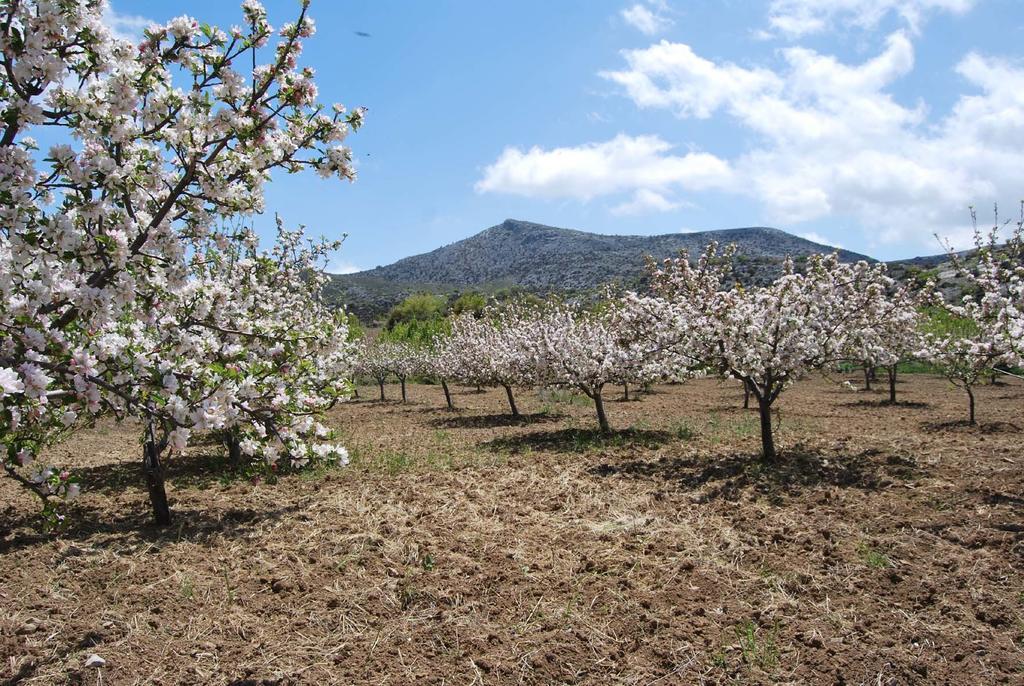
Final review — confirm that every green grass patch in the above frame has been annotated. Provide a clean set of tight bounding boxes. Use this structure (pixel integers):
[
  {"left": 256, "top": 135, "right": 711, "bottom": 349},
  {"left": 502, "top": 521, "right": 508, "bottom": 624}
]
[
  {"left": 857, "top": 542, "right": 892, "bottom": 569},
  {"left": 736, "top": 619, "right": 781, "bottom": 671}
]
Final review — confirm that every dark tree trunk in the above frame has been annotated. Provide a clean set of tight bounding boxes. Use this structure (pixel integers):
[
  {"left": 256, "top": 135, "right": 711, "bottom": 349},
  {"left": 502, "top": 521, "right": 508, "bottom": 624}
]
[
  {"left": 966, "top": 385, "right": 976, "bottom": 425},
  {"left": 400, "top": 377, "right": 407, "bottom": 403},
  {"left": 863, "top": 366, "right": 872, "bottom": 391},
  {"left": 887, "top": 365, "right": 897, "bottom": 404},
  {"left": 623, "top": 382, "right": 630, "bottom": 401},
  {"left": 502, "top": 383, "right": 519, "bottom": 417},
  {"left": 743, "top": 380, "right": 751, "bottom": 409},
  {"left": 593, "top": 386, "right": 610, "bottom": 433},
  {"left": 353, "top": 386, "right": 360, "bottom": 400},
  {"left": 757, "top": 396, "right": 777, "bottom": 463},
  {"left": 378, "top": 380, "right": 385, "bottom": 401},
  {"left": 143, "top": 439, "right": 172, "bottom": 526},
  {"left": 441, "top": 379, "right": 454, "bottom": 410},
  {"left": 226, "top": 433, "right": 242, "bottom": 468}
]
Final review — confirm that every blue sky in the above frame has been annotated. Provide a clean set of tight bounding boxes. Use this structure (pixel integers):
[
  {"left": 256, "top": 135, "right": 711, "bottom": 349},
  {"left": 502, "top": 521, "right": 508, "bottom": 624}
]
[{"left": 110, "top": 0, "right": 1024, "bottom": 268}]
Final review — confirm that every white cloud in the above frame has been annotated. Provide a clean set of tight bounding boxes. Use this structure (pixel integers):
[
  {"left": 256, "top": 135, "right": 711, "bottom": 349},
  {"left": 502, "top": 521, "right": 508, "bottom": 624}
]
[
  {"left": 601, "top": 41, "right": 781, "bottom": 118},
  {"left": 597, "top": 33, "right": 1024, "bottom": 248},
  {"left": 103, "top": 3, "right": 153, "bottom": 42},
  {"left": 621, "top": 3, "right": 674, "bottom": 36},
  {"left": 611, "top": 189, "right": 686, "bottom": 216},
  {"left": 799, "top": 231, "right": 844, "bottom": 249},
  {"left": 327, "top": 260, "right": 362, "bottom": 275},
  {"left": 475, "top": 134, "right": 732, "bottom": 202},
  {"left": 766, "top": 0, "right": 975, "bottom": 37}
]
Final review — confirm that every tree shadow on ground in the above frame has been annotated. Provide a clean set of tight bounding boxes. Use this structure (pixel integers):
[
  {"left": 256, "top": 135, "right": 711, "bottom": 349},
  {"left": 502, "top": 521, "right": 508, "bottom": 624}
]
[
  {"left": 979, "top": 488, "right": 1024, "bottom": 507},
  {"left": 921, "top": 419, "right": 1020, "bottom": 433},
  {"left": 66, "top": 450, "right": 265, "bottom": 496},
  {"left": 483, "top": 427, "right": 673, "bottom": 454},
  {"left": 704, "top": 404, "right": 759, "bottom": 413},
  {"left": 430, "top": 412, "right": 563, "bottom": 429},
  {"left": 0, "top": 499, "right": 302, "bottom": 556},
  {"left": 979, "top": 421, "right": 1021, "bottom": 433},
  {"left": 411, "top": 405, "right": 462, "bottom": 415},
  {"left": 590, "top": 445, "right": 922, "bottom": 502},
  {"left": 841, "top": 399, "right": 931, "bottom": 409},
  {"left": 0, "top": 450, "right": 330, "bottom": 553}
]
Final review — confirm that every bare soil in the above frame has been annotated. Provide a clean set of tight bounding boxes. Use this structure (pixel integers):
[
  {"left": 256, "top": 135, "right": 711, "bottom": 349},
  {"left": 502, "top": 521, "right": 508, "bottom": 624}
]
[{"left": 2, "top": 375, "right": 1023, "bottom": 685}]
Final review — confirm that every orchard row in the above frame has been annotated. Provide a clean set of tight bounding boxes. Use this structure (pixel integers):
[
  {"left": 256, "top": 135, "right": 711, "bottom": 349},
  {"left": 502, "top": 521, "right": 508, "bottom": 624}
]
[{"left": 354, "top": 233, "right": 1023, "bottom": 460}]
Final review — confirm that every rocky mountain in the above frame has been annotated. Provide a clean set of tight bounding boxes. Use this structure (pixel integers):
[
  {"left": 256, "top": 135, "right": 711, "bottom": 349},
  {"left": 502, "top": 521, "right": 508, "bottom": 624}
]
[{"left": 324, "top": 219, "right": 877, "bottom": 321}]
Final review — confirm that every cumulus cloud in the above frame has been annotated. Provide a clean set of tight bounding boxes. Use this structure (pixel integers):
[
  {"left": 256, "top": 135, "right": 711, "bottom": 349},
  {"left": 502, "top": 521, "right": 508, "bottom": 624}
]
[
  {"left": 766, "top": 0, "right": 975, "bottom": 37},
  {"left": 595, "top": 32, "right": 1024, "bottom": 247},
  {"left": 103, "top": 3, "right": 153, "bottom": 42},
  {"left": 327, "top": 260, "right": 362, "bottom": 275},
  {"left": 621, "top": 2, "right": 674, "bottom": 36},
  {"left": 799, "top": 231, "right": 844, "bottom": 249},
  {"left": 600, "top": 41, "right": 781, "bottom": 118},
  {"left": 475, "top": 134, "right": 732, "bottom": 202},
  {"left": 611, "top": 189, "right": 687, "bottom": 216}
]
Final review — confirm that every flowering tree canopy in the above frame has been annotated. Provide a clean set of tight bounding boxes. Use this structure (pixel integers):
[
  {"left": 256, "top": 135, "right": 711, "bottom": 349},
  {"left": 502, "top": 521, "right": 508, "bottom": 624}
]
[
  {"left": 0, "top": 0, "right": 363, "bottom": 525},
  {"left": 631, "top": 245, "right": 897, "bottom": 461},
  {"left": 443, "top": 308, "right": 539, "bottom": 416},
  {"left": 535, "top": 303, "right": 671, "bottom": 432},
  {"left": 841, "top": 266, "right": 926, "bottom": 403},
  {"left": 922, "top": 207, "right": 1023, "bottom": 424}
]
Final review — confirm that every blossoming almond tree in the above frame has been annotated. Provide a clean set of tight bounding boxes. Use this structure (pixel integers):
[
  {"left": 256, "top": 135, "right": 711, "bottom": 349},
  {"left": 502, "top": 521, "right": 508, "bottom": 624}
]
[
  {"left": 921, "top": 209, "right": 1021, "bottom": 424},
  {"left": 421, "top": 331, "right": 461, "bottom": 411},
  {"left": 136, "top": 217, "right": 355, "bottom": 522},
  {"left": 842, "top": 268, "right": 927, "bottom": 404},
  {"left": 0, "top": 0, "right": 363, "bottom": 525},
  {"left": 954, "top": 207, "right": 1024, "bottom": 365},
  {"left": 353, "top": 339, "right": 394, "bottom": 401},
  {"left": 642, "top": 245, "right": 895, "bottom": 462},
  {"left": 385, "top": 340, "right": 420, "bottom": 404},
  {"left": 444, "top": 308, "right": 539, "bottom": 417},
  {"left": 535, "top": 303, "right": 674, "bottom": 432},
  {"left": 922, "top": 314, "right": 1005, "bottom": 424}
]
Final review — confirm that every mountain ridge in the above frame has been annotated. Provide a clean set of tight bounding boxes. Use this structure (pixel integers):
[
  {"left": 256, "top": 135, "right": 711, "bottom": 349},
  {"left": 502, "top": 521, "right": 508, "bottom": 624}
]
[{"left": 325, "top": 219, "right": 936, "bottom": 321}]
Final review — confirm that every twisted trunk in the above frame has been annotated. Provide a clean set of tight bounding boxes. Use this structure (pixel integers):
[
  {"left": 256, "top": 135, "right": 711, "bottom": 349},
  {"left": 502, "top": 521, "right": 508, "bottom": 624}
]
[
  {"left": 225, "top": 432, "right": 242, "bottom": 468},
  {"left": 400, "top": 377, "right": 407, "bottom": 403},
  {"left": 143, "top": 438, "right": 172, "bottom": 526},
  {"left": 592, "top": 385, "right": 610, "bottom": 433},
  {"left": 887, "top": 365, "right": 897, "bottom": 404},
  {"left": 378, "top": 379, "right": 386, "bottom": 401},
  {"left": 502, "top": 383, "right": 519, "bottom": 417},
  {"left": 757, "top": 395, "right": 777, "bottom": 463},
  {"left": 441, "top": 378, "right": 454, "bottom": 410},
  {"left": 966, "top": 384, "right": 976, "bottom": 425}
]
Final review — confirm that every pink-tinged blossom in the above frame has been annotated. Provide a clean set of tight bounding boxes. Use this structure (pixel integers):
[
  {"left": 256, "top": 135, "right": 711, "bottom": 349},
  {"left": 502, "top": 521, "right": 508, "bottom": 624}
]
[
  {"left": 0, "top": 1, "right": 362, "bottom": 523},
  {"left": 0, "top": 368, "right": 25, "bottom": 397},
  {"left": 167, "top": 428, "right": 191, "bottom": 454}
]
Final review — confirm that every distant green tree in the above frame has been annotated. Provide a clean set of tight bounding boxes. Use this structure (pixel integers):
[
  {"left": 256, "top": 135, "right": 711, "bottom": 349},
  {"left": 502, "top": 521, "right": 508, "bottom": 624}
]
[
  {"left": 385, "top": 292, "right": 447, "bottom": 330},
  {"left": 492, "top": 288, "right": 547, "bottom": 311},
  {"left": 450, "top": 291, "right": 487, "bottom": 318},
  {"left": 345, "top": 311, "right": 366, "bottom": 341},
  {"left": 383, "top": 318, "right": 451, "bottom": 347}
]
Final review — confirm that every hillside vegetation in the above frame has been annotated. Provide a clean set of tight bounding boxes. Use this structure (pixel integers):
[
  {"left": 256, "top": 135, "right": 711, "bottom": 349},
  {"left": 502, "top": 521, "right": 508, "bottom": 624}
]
[{"left": 326, "top": 219, "right": 876, "bottom": 320}]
